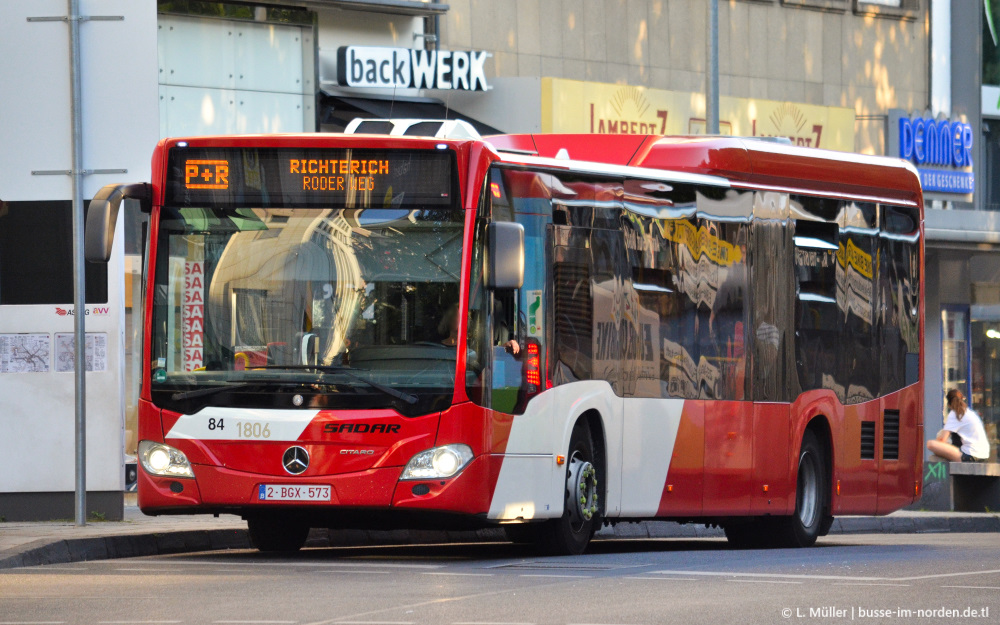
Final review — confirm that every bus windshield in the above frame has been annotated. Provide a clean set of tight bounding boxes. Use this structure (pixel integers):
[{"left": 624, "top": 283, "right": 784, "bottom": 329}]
[{"left": 150, "top": 206, "right": 463, "bottom": 416}]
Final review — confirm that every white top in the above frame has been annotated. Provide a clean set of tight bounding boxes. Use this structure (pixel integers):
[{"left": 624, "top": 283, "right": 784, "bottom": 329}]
[{"left": 943, "top": 408, "right": 991, "bottom": 460}]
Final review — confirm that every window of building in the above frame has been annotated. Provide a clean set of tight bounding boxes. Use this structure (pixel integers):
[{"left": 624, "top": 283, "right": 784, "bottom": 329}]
[
  {"left": 942, "top": 306, "right": 970, "bottom": 409},
  {"left": 983, "top": 119, "right": 1000, "bottom": 211},
  {"left": 853, "top": 0, "right": 920, "bottom": 20},
  {"left": 0, "top": 200, "right": 108, "bottom": 305},
  {"left": 157, "top": 1, "right": 316, "bottom": 136},
  {"left": 970, "top": 309, "right": 1000, "bottom": 461},
  {"left": 986, "top": 3, "right": 1000, "bottom": 86},
  {"left": 781, "top": 0, "right": 847, "bottom": 11}
]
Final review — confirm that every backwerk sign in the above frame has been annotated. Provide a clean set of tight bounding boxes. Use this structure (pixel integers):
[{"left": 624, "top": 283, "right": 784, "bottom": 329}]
[
  {"left": 337, "top": 46, "right": 491, "bottom": 91},
  {"left": 887, "top": 109, "right": 974, "bottom": 196}
]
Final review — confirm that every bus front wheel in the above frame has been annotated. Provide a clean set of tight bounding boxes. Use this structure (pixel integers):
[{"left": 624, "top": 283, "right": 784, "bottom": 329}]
[
  {"left": 535, "top": 422, "right": 601, "bottom": 555},
  {"left": 247, "top": 516, "right": 310, "bottom": 552}
]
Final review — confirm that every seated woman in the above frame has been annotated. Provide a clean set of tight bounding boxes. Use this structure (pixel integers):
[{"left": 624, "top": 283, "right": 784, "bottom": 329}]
[{"left": 927, "top": 389, "right": 991, "bottom": 462}]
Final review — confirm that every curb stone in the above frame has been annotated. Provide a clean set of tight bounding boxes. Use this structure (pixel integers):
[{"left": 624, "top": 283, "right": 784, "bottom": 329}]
[
  {"left": 1, "top": 515, "right": 997, "bottom": 570},
  {"left": 0, "top": 529, "right": 252, "bottom": 570}
]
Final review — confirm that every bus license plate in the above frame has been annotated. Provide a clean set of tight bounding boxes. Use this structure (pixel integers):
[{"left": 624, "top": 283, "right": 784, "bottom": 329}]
[{"left": 258, "top": 485, "right": 331, "bottom": 501}]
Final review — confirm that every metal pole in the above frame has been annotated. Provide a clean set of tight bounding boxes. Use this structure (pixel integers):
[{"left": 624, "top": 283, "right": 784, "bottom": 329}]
[
  {"left": 69, "top": 0, "right": 87, "bottom": 526},
  {"left": 706, "top": 0, "right": 720, "bottom": 135}
]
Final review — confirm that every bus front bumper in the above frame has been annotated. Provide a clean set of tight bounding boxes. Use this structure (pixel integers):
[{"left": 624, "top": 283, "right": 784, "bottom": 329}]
[{"left": 137, "top": 455, "right": 491, "bottom": 517}]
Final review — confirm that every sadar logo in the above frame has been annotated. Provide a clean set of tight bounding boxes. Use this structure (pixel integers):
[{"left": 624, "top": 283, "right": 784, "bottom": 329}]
[{"left": 54, "top": 306, "right": 110, "bottom": 316}]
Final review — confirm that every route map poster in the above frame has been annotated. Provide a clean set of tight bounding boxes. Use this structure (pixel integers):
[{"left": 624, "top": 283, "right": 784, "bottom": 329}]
[
  {"left": 0, "top": 334, "right": 51, "bottom": 373},
  {"left": 54, "top": 332, "right": 108, "bottom": 373}
]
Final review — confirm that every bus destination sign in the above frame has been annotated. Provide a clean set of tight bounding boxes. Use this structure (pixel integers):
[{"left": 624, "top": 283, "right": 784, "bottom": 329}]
[
  {"left": 288, "top": 157, "right": 390, "bottom": 192},
  {"left": 166, "top": 147, "right": 454, "bottom": 208}
]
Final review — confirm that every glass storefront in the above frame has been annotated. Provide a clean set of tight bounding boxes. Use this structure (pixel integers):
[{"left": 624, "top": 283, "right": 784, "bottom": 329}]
[
  {"left": 971, "top": 307, "right": 1000, "bottom": 460},
  {"left": 941, "top": 304, "right": 1000, "bottom": 461}
]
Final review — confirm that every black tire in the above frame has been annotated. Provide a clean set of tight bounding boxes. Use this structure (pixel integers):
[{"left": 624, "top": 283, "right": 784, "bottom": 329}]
[
  {"left": 247, "top": 516, "right": 310, "bottom": 552},
  {"left": 772, "top": 429, "right": 826, "bottom": 548},
  {"left": 534, "top": 422, "right": 601, "bottom": 555}
]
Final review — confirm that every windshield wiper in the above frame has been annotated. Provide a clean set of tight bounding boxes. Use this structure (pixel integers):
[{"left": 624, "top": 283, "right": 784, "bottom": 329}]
[
  {"left": 170, "top": 382, "right": 262, "bottom": 402},
  {"left": 251, "top": 365, "right": 418, "bottom": 405}
]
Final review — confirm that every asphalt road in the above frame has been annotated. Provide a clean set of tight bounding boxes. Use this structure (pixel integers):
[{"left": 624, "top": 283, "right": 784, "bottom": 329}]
[{"left": 2, "top": 533, "right": 998, "bottom": 625}]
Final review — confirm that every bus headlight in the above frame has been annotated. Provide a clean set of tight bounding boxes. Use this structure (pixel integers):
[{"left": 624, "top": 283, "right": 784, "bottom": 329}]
[
  {"left": 400, "top": 444, "right": 473, "bottom": 480},
  {"left": 138, "top": 440, "right": 195, "bottom": 478}
]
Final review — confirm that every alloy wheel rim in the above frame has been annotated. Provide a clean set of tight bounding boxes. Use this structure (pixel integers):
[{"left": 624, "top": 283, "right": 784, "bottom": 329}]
[{"left": 566, "top": 453, "right": 599, "bottom": 530}]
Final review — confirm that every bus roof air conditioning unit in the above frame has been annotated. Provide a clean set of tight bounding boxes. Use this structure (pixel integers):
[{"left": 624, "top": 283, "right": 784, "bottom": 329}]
[{"left": 344, "top": 118, "right": 481, "bottom": 140}]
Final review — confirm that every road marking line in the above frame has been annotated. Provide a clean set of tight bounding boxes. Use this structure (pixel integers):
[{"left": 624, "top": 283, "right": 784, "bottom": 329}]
[
  {"left": 833, "top": 583, "right": 910, "bottom": 587},
  {"left": 941, "top": 585, "right": 1000, "bottom": 590},
  {"left": 423, "top": 572, "right": 495, "bottom": 577},
  {"left": 453, "top": 622, "right": 535, "bottom": 625},
  {"left": 519, "top": 574, "right": 592, "bottom": 579},
  {"left": 213, "top": 621, "right": 297, "bottom": 624},
  {"left": 0, "top": 622, "right": 67, "bottom": 624},
  {"left": 300, "top": 580, "right": 587, "bottom": 625},
  {"left": 726, "top": 579, "right": 802, "bottom": 585},
  {"left": 652, "top": 569, "right": 878, "bottom": 581},
  {"left": 896, "top": 568, "right": 1000, "bottom": 581},
  {"left": 151, "top": 560, "right": 441, "bottom": 569},
  {"left": 99, "top": 621, "right": 183, "bottom": 624},
  {"left": 317, "top": 570, "right": 392, "bottom": 575},
  {"left": 624, "top": 576, "right": 697, "bottom": 581},
  {"left": 329, "top": 622, "right": 415, "bottom": 624},
  {"left": 653, "top": 568, "right": 1000, "bottom": 582},
  {"left": 28, "top": 567, "right": 86, "bottom": 571},
  {"left": 114, "top": 568, "right": 172, "bottom": 572},
  {"left": 3, "top": 597, "right": 162, "bottom": 600}
]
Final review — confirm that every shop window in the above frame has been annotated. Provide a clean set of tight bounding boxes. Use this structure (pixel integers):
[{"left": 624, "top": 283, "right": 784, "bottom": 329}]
[
  {"left": 983, "top": 120, "right": 1000, "bottom": 211},
  {"left": 971, "top": 315, "right": 1000, "bottom": 461},
  {"left": 854, "top": 0, "right": 920, "bottom": 20},
  {"left": 781, "top": 0, "right": 848, "bottom": 12},
  {"left": 0, "top": 200, "right": 108, "bottom": 305},
  {"left": 987, "top": 2, "right": 1000, "bottom": 87},
  {"left": 942, "top": 306, "right": 970, "bottom": 410}
]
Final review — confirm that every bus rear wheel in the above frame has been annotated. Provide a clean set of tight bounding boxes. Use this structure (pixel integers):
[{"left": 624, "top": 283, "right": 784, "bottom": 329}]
[
  {"left": 247, "top": 516, "right": 310, "bottom": 552},
  {"left": 535, "top": 422, "right": 601, "bottom": 555},
  {"left": 773, "top": 429, "right": 826, "bottom": 548}
]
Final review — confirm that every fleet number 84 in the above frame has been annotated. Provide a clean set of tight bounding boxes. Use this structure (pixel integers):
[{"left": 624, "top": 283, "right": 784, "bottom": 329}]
[{"left": 208, "top": 418, "right": 271, "bottom": 439}]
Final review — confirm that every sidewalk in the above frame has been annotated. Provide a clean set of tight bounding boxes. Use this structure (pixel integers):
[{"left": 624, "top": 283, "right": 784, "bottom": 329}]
[{"left": 2, "top": 506, "right": 998, "bottom": 570}]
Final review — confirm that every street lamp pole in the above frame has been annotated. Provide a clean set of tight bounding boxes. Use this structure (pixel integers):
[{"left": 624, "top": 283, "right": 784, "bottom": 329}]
[
  {"left": 68, "top": 0, "right": 87, "bottom": 527},
  {"left": 707, "top": 0, "right": 720, "bottom": 135}
]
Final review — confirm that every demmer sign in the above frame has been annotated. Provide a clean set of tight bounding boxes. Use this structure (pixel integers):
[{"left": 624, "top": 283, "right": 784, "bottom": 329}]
[{"left": 337, "top": 46, "right": 491, "bottom": 91}]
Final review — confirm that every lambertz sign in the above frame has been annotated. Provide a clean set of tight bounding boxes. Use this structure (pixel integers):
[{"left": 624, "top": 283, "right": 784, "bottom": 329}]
[
  {"left": 337, "top": 46, "right": 491, "bottom": 91},
  {"left": 887, "top": 109, "right": 974, "bottom": 196}
]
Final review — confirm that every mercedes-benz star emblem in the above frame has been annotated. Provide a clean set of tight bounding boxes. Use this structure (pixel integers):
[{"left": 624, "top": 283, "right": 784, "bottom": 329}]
[
  {"left": 292, "top": 394, "right": 304, "bottom": 406},
  {"left": 282, "top": 446, "right": 310, "bottom": 475}
]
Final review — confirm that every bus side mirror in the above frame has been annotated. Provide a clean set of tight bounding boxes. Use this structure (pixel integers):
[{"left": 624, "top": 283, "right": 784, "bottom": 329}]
[
  {"left": 85, "top": 183, "right": 151, "bottom": 262},
  {"left": 487, "top": 222, "right": 524, "bottom": 289}
]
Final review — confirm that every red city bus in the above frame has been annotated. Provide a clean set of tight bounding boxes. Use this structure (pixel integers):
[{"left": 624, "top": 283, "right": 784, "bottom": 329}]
[{"left": 86, "top": 123, "right": 923, "bottom": 554}]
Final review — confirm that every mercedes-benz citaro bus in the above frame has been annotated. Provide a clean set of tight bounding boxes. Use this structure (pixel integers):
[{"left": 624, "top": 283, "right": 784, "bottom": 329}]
[{"left": 86, "top": 120, "right": 923, "bottom": 554}]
